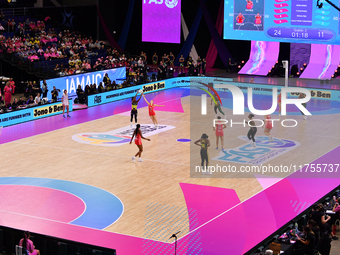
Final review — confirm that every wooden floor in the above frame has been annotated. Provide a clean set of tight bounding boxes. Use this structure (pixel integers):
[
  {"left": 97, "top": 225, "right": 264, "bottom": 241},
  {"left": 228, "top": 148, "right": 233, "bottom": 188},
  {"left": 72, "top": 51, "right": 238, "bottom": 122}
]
[{"left": 1, "top": 92, "right": 339, "bottom": 240}]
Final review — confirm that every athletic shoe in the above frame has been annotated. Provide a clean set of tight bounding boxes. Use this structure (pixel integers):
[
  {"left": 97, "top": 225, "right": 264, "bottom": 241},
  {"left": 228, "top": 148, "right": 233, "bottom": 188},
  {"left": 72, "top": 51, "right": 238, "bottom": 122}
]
[
  {"left": 130, "top": 123, "right": 132, "bottom": 128},
  {"left": 67, "top": 115, "right": 71, "bottom": 118},
  {"left": 221, "top": 148, "right": 224, "bottom": 151},
  {"left": 216, "top": 147, "right": 219, "bottom": 150},
  {"left": 304, "top": 115, "right": 307, "bottom": 120},
  {"left": 63, "top": 115, "right": 65, "bottom": 118},
  {"left": 332, "top": 236, "right": 338, "bottom": 240},
  {"left": 132, "top": 157, "right": 135, "bottom": 162},
  {"left": 138, "top": 158, "right": 143, "bottom": 162},
  {"left": 253, "top": 143, "right": 256, "bottom": 147},
  {"left": 250, "top": 141, "right": 253, "bottom": 146},
  {"left": 270, "top": 137, "right": 274, "bottom": 142}
]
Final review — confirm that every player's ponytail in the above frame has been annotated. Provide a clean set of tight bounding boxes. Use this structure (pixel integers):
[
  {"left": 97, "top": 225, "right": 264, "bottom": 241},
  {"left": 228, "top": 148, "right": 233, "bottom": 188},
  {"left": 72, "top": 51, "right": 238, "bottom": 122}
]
[{"left": 135, "top": 124, "right": 140, "bottom": 134}]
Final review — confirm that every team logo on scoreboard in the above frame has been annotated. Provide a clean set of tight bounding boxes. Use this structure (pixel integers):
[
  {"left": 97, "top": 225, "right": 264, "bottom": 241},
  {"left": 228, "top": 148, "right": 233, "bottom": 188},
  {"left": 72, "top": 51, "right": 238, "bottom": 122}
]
[
  {"left": 212, "top": 136, "right": 300, "bottom": 165},
  {"left": 72, "top": 125, "right": 176, "bottom": 147},
  {"left": 165, "top": 0, "right": 178, "bottom": 8},
  {"left": 143, "top": 0, "right": 178, "bottom": 8}
]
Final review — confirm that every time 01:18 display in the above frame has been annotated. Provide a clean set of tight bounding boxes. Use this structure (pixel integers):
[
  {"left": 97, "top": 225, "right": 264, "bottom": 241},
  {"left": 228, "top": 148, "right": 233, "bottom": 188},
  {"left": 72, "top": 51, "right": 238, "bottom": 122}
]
[{"left": 267, "top": 27, "right": 334, "bottom": 41}]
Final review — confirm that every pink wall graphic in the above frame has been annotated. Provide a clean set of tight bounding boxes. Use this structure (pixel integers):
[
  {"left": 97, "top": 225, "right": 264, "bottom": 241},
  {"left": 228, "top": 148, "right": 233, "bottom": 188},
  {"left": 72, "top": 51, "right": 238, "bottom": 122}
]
[{"left": 239, "top": 41, "right": 280, "bottom": 76}]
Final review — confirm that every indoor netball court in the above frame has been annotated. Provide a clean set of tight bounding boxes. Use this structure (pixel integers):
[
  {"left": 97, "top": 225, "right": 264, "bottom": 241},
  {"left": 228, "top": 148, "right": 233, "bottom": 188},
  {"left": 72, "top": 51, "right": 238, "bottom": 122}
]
[{"left": 1, "top": 79, "right": 340, "bottom": 254}]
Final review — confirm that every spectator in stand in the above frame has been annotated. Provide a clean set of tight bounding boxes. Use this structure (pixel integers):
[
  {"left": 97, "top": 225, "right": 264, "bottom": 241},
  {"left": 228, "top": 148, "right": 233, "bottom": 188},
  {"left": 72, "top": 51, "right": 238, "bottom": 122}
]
[
  {"left": 94, "top": 40, "right": 101, "bottom": 49},
  {"left": 169, "top": 52, "right": 175, "bottom": 68},
  {"left": 27, "top": 95, "right": 35, "bottom": 106},
  {"left": 179, "top": 54, "right": 185, "bottom": 74},
  {"left": 0, "top": 11, "right": 5, "bottom": 21},
  {"left": 0, "top": 23, "right": 4, "bottom": 34},
  {"left": 42, "top": 80, "right": 48, "bottom": 98},
  {"left": 4, "top": 81, "right": 15, "bottom": 107},
  {"left": 32, "top": 81, "right": 41, "bottom": 98},
  {"left": 98, "top": 82, "right": 104, "bottom": 93},
  {"left": 103, "top": 73, "right": 111, "bottom": 87},
  {"left": 202, "top": 58, "right": 207, "bottom": 76},
  {"left": 193, "top": 63, "right": 199, "bottom": 76},
  {"left": 89, "top": 84, "right": 96, "bottom": 94},
  {"left": 17, "top": 97, "right": 26, "bottom": 108},
  {"left": 158, "top": 61, "right": 166, "bottom": 80},
  {"left": 25, "top": 81, "right": 33, "bottom": 99},
  {"left": 187, "top": 56, "right": 194, "bottom": 76},
  {"left": 197, "top": 56, "right": 202, "bottom": 74},
  {"left": 292, "top": 226, "right": 315, "bottom": 255},
  {"left": 140, "top": 51, "right": 147, "bottom": 63},
  {"left": 84, "top": 85, "right": 91, "bottom": 96},
  {"left": 19, "top": 231, "right": 40, "bottom": 255},
  {"left": 311, "top": 203, "right": 338, "bottom": 240},
  {"left": 11, "top": 19, "right": 16, "bottom": 32},
  {"left": 76, "top": 85, "right": 86, "bottom": 104},
  {"left": 54, "top": 64, "right": 60, "bottom": 73},
  {"left": 24, "top": 18, "right": 30, "bottom": 29},
  {"left": 51, "top": 86, "right": 59, "bottom": 102},
  {"left": 307, "top": 219, "right": 320, "bottom": 249},
  {"left": 11, "top": 98, "right": 19, "bottom": 110},
  {"left": 152, "top": 52, "right": 158, "bottom": 71},
  {"left": 34, "top": 93, "right": 41, "bottom": 105},
  {"left": 112, "top": 81, "right": 118, "bottom": 90}
]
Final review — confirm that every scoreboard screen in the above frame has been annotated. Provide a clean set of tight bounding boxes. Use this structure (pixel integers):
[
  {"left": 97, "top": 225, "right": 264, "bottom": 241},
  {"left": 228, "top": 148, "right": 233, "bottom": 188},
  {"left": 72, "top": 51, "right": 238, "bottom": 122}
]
[{"left": 223, "top": 0, "right": 340, "bottom": 45}]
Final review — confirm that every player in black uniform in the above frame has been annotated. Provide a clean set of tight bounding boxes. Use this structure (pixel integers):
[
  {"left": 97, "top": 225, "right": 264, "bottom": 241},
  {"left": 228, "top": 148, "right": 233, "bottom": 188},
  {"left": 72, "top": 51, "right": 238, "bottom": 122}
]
[
  {"left": 194, "top": 133, "right": 211, "bottom": 174},
  {"left": 247, "top": 114, "right": 257, "bottom": 147},
  {"left": 130, "top": 91, "right": 143, "bottom": 128}
]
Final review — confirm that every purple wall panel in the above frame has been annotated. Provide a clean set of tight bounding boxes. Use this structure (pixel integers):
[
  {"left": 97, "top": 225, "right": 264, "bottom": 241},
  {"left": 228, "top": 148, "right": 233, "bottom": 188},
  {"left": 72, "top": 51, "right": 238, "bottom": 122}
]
[
  {"left": 239, "top": 41, "right": 280, "bottom": 76},
  {"left": 290, "top": 43, "right": 311, "bottom": 74},
  {"left": 300, "top": 44, "right": 340, "bottom": 79},
  {"left": 142, "top": 0, "right": 181, "bottom": 43}
]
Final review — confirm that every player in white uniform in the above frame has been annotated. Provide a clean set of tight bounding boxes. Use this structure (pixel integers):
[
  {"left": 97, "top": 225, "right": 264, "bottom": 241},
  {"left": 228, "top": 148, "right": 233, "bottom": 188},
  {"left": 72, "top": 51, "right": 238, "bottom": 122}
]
[{"left": 62, "top": 90, "right": 70, "bottom": 118}]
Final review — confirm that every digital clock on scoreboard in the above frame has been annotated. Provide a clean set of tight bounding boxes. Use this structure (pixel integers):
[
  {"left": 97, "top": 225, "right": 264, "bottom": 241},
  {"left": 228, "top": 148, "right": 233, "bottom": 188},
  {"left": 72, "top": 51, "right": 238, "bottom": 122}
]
[{"left": 266, "top": 27, "right": 335, "bottom": 41}]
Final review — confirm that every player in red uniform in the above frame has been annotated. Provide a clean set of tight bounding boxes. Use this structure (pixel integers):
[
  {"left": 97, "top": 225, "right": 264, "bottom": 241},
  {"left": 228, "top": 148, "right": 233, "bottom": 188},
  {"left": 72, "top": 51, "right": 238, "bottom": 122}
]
[
  {"left": 142, "top": 94, "right": 164, "bottom": 129},
  {"left": 263, "top": 115, "right": 273, "bottom": 142},
  {"left": 255, "top": 13, "right": 262, "bottom": 24},
  {"left": 277, "top": 91, "right": 282, "bottom": 116},
  {"left": 236, "top": 13, "right": 245, "bottom": 24},
  {"left": 246, "top": 0, "right": 253, "bottom": 9},
  {"left": 213, "top": 116, "right": 227, "bottom": 151},
  {"left": 130, "top": 124, "right": 150, "bottom": 162}
]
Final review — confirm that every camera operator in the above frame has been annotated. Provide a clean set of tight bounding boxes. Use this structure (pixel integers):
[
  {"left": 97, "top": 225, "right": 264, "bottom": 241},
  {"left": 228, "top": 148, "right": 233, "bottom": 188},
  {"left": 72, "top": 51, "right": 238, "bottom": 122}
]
[
  {"left": 51, "top": 86, "right": 60, "bottom": 103},
  {"left": 42, "top": 79, "right": 48, "bottom": 98}
]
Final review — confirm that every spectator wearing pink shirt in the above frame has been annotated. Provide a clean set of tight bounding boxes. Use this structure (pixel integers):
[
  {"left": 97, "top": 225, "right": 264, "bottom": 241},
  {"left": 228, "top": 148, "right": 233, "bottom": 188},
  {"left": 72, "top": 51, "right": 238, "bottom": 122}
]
[
  {"left": 44, "top": 49, "right": 50, "bottom": 60},
  {"left": 19, "top": 231, "right": 40, "bottom": 255},
  {"left": 332, "top": 198, "right": 340, "bottom": 213},
  {"left": 37, "top": 46, "right": 44, "bottom": 55}
]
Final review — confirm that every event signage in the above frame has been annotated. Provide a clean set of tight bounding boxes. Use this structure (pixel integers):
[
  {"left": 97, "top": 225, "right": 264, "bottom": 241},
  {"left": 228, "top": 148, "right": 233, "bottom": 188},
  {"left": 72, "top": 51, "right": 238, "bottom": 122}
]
[
  {"left": 142, "top": 82, "right": 165, "bottom": 93},
  {"left": 33, "top": 103, "right": 64, "bottom": 118},
  {"left": 290, "top": 90, "right": 331, "bottom": 99},
  {"left": 212, "top": 136, "right": 301, "bottom": 165},
  {"left": 41, "top": 67, "right": 126, "bottom": 101},
  {"left": 72, "top": 124, "right": 176, "bottom": 147},
  {"left": 142, "top": 0, "right": 181, "bottom": 43},
  {"left": 0, "top": 100, "right": 73, "bottom": 127}
]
